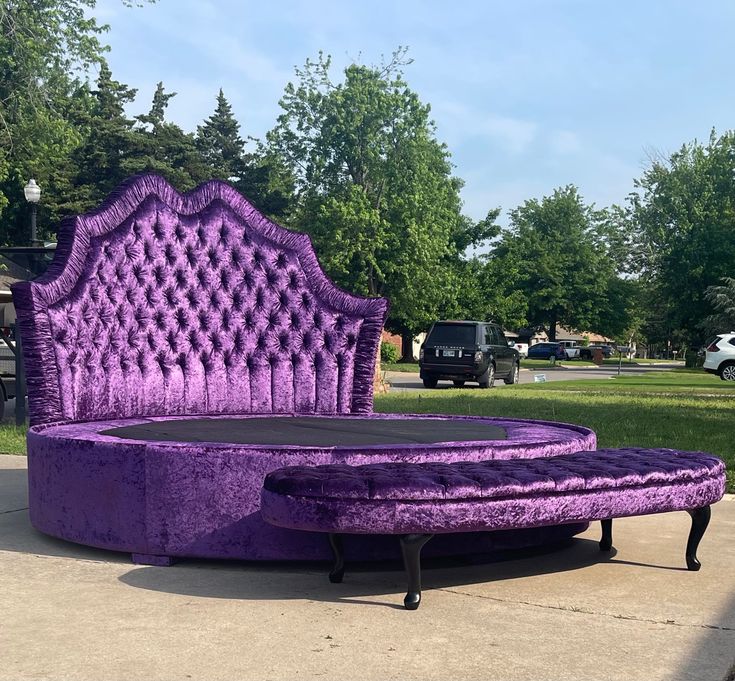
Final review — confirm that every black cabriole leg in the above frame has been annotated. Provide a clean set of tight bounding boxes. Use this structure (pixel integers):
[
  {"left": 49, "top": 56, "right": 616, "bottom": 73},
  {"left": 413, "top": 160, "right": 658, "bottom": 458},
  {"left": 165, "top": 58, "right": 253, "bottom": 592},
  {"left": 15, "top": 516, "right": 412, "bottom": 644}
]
[
  {"left": 328, "top": 533, "right": 345, "bottom": 583},
  {"left": 399, "top": 533, "right": 434, "bottom": 610},
  {"left": 599, "top": 518, "right": 613, "bottom": 552},
  {"left": 686, "top": 506, "right": 711, "bottom": 571}
]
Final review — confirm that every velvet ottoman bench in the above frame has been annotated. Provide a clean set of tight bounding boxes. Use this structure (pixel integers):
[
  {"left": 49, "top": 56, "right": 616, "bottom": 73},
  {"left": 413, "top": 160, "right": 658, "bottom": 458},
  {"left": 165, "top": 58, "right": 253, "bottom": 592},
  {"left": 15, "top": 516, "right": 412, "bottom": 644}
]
[{"left": 260, "top": 447, "right": 726, "bottom": 609}]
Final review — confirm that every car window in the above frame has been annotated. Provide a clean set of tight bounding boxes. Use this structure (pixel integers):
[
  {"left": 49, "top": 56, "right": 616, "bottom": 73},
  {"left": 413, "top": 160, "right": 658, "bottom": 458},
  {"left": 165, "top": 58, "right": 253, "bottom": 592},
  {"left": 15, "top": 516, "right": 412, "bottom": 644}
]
[
  {"left": 494, "top": 327, "right": 507, "bottom": 345},
  {"left": 427, "top": 323, "right": 476, "bottom": 345},
  {"left": 483, "top": 325, "right": 493, "bottom": 345}
]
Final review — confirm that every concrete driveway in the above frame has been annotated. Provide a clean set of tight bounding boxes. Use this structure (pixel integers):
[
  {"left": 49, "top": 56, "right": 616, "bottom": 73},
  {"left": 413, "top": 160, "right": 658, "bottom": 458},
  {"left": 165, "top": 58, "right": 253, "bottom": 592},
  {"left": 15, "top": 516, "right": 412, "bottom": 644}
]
[{"left": 1, "top": 454, "right": 734, "bottom": 681}]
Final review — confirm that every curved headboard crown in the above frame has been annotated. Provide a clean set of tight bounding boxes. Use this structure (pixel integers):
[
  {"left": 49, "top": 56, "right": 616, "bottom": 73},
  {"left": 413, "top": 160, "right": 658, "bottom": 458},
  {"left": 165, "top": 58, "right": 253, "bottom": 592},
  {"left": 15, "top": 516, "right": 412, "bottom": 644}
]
[{"left": 12, "top": 175, "right": 388, "bottom": 425}]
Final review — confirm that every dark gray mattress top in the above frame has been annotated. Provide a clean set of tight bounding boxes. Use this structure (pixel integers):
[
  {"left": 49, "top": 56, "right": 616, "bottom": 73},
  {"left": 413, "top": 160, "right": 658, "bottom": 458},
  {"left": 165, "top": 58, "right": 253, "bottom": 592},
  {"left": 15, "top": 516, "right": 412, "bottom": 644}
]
[{"left": 101, "top": 417, "right": 508, "bottom": 447}]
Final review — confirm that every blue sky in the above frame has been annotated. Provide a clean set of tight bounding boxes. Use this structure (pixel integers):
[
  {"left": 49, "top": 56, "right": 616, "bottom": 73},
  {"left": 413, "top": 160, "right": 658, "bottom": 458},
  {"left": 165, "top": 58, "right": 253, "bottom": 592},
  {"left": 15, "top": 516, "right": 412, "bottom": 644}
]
[{"left": 95, "top": 0, "right": 735, "bottom": 224}]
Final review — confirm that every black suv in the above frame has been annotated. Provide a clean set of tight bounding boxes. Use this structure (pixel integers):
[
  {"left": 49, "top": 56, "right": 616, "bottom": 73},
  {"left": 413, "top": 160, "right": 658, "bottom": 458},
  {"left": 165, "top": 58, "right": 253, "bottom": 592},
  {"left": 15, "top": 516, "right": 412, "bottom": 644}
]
[{"left": 418, "top": 321, "right": 520, "bottom": 388}]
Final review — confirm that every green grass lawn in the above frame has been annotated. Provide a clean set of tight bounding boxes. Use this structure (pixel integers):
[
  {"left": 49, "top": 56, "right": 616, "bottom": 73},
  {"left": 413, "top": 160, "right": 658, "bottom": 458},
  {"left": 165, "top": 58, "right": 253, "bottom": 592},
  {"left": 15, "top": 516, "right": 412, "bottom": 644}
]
[
  {"left": 600, "top": 357, "right": 685, "bottom": 366},
  {"left": 382, "top": 362, "right": 421, "bottom": 372},
  {"left": 522, "top": 369, "right": 735, "bottom": 394},
  {"left": 0, "top": 424, "right": 27, "bottom": 455},
  {"left": 375, "top": 370, "right": 735, "bottom": 491},
  {"left": 521, "top": 358, "right": 596, "bottom": 368}
]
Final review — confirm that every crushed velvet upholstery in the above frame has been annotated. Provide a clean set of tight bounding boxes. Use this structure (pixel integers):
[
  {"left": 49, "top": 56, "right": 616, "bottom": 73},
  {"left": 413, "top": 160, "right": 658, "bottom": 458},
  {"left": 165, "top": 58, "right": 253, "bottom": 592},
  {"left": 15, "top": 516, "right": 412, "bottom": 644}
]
[
  {"left": 26, "top": 414, "right": 595, "bottom": 561},
  {"left": 12, "top": 174, "right": 599, "bottom": 562},
  {"left": 12, "top": 174, "right": 388, "bottom": 424},
  {"left": 261, "top": 448, "right": 726, "bottom": 535}
]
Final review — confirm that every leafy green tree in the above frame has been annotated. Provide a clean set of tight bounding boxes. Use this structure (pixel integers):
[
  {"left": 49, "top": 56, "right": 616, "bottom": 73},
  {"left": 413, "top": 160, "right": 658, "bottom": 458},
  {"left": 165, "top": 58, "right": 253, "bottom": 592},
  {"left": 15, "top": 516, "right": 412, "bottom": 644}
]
[
  {"left": 593, "top": 204, "right": 642, "bottom": 276},
  {"left": 267, "top": 51, "right": 469, "bottom": 358},
  {"left": 493, "top": 186, "right": 614, "bottom": 340},
  {"left": 445, "top": 255, "right": 528, "bottom": 329},
  {"left": 702, "top": 277, "right": 735, "bottom": 336},
  {"left": 596, "top": 276, "right": 645, "bottom": 343},
  {"left": 631, "top": 130, "right": 735, "bottom": 342},
  {"left": 0, "top": 0, "right": 154, "bottom": 243}
]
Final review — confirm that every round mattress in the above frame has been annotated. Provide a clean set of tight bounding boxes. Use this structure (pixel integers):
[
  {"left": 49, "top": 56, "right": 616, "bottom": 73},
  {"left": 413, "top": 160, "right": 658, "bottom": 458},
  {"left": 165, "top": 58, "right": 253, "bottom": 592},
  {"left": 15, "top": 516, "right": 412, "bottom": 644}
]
[
  {"left": 100, "top": 416, "right": 507, "bottom": 446},
  {"left": 27, "top": 414, "right": 597, "bottom": 562}
]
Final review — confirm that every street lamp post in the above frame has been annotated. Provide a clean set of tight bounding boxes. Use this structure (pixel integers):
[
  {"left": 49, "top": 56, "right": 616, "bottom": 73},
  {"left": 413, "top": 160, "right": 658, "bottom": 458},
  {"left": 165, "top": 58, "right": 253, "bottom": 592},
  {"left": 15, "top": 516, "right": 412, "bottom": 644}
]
[{"left": 23, "top": 179, "right": 41, "bottom": 246}]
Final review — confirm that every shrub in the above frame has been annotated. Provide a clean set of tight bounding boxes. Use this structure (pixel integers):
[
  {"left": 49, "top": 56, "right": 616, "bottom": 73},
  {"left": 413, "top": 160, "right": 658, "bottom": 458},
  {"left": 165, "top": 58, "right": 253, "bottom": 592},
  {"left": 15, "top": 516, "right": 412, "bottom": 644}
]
[{"left": 381, "top": 342, "right": 400, "bottom": 363}]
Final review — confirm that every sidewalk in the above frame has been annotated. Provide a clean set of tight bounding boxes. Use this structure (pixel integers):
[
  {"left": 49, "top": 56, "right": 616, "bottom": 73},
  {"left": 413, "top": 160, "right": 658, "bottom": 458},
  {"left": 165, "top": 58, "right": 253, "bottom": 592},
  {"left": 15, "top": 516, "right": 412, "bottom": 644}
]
[{"left": 1, "top": 454, "right": 734, "bottom": 681}]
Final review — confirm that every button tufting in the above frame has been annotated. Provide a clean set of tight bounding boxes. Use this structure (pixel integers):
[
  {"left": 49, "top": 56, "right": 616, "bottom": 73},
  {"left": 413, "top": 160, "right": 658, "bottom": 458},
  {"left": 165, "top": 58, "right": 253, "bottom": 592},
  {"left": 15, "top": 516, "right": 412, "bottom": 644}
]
[{"left": 42, "top": 190, "right": 375, "bottom": 421}]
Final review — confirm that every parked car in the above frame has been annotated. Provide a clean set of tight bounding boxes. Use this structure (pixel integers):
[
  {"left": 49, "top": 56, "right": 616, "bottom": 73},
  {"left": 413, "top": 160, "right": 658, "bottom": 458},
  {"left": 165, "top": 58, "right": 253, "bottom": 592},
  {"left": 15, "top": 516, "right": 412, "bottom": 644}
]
[
  {"left": 419, "top": 321, "right": 520, "bottom": 388},
  {"left": 703, "top": 332, "right": 735, "bottom": 381},
  {"left": 526, "top": 342, "right": 567, "bottom": 361},
  {"left": 558, "top": 341, "right": 582, "bottom": 359},
  {"left": 579, "top": 344, "right": 614, "bottom": 360},
  {"left": 0, "top": 327, "right": 16, "bottom": 421},
  {"left": 513, "top": 342, "right": 529, "bottom": 358}
]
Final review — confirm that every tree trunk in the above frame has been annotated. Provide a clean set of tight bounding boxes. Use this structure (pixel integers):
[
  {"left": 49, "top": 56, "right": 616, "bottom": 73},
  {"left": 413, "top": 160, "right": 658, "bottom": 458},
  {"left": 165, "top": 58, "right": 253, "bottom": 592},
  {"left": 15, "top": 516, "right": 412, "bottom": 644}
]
[
  {"left": 373, "top": 338, "right": 388, "bottom": 394},
  {"left": 548, "top": 313, "right": 557, "bottom": 341},
  {"left": 401, "top": 333, "right": 415, "bottom": 362}
]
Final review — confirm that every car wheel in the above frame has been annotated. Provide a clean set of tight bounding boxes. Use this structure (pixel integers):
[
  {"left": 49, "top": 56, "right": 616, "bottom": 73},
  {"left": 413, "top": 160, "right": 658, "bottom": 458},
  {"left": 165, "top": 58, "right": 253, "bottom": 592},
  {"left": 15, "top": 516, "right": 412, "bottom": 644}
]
[
  {"left": 478, "top": 364, "right": 495, "bottom": 389},
  {"left": 720, "top": 362, "right": 735, "bottom": 381},
  {"left": 504, "top": 362, "right": 520, "bottom": 385},
  {"left": 452, "top": 380, "right": 465, "bottom": 388},
  {"left": 422, "top": 376, "right": 438, "bottom": 389}
]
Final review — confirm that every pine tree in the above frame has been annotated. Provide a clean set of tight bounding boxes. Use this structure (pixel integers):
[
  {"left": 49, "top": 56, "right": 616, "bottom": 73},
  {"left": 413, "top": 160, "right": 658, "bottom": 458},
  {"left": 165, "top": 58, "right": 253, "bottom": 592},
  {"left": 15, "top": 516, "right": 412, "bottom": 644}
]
[
  {"left": 136, "top": 82, "right": 176, "bottom": 130},
  {"left": 196, "top": 89, "right": 293, "bottom": 218},
  {"left": 67, "top": 62, "right": 138, "bottom": 207},
  {"left": 196, "top": 89, "right": 246, "bottom": 182},
  {"left": 124, "top": 82, "right": 208, "bottom": 190}
]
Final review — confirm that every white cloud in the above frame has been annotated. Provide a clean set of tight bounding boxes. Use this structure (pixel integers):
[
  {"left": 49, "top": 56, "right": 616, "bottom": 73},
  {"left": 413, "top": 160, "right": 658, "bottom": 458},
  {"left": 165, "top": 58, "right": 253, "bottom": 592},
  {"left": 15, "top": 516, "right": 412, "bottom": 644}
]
[
  {"left": 432, "top": 101, "right": 537, "bottom": 156},
  {"left": 549, "top": 130, "right": 582, "bottom": 155}
]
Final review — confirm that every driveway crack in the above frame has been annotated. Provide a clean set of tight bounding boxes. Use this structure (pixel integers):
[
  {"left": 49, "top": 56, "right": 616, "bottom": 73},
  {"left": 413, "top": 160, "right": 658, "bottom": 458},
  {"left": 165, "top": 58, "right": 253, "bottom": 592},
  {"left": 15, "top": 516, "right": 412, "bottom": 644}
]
[
  {"left": 435, "top": 587, "right": 735, "bottom": 631},
  {"left": 0, "top": 506, "right": 29, "bottom": 515}
]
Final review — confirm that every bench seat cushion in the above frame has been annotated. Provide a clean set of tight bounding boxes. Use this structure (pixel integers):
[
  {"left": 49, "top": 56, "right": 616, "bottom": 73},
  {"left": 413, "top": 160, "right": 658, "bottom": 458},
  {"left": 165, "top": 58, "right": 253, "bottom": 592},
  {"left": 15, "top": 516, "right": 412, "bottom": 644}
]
[{"left": 261, "top": 448, "right": 726, "bottom": 535}]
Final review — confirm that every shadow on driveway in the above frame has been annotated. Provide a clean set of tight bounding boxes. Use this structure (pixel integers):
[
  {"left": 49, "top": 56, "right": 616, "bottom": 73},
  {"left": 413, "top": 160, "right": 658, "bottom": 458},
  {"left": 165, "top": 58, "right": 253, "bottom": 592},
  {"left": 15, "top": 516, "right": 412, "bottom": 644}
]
[{"left": 112, "top": 536, "right": 715, "bottom": 612}]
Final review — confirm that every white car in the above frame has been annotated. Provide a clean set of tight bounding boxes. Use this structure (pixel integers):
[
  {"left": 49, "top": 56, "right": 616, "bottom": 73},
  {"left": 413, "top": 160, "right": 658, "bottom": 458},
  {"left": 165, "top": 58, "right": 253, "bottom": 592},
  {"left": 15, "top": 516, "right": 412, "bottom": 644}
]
[
  {"left": 558, "top": 340, "right": 581, "bottom": 359},
  {"left": 513, "top": 342, "right": 528, "bottom": 358},
  {"left": 704, "top": 332, "right": 735, "bottom": 381}
]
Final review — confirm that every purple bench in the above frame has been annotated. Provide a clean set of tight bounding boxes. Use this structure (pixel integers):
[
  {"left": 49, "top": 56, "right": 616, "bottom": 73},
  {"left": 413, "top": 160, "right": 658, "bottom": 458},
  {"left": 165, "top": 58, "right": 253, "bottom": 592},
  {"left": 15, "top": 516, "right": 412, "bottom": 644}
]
[{"left": 261, "top": 447, "right": 726, "bottom": 609}]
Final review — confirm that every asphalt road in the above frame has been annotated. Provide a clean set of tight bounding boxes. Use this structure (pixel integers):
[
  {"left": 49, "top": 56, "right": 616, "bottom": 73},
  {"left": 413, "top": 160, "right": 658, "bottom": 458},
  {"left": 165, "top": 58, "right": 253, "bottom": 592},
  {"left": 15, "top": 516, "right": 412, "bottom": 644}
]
[{"left": 384, "top": 363, "right": 685, "bottom": 392}]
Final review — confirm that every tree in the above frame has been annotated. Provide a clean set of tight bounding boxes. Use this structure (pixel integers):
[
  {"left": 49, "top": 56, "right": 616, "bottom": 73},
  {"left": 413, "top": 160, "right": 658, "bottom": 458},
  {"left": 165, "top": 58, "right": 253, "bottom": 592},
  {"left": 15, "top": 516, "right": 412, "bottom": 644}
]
[
  {"left": 631, "top": 130, "right": 735, "bottom": 343},
  {"left": 445, "top": 255, "right": 528, "bottom": 330},
  {"left": 196, "top": 89, "right": 246, "bottom": 181},
  {"left": 267, "top": 51, "right": 470, "bottom": 358},
  {"left": 61, "top": 62, "right": 139, "bottom": 214},
  {"left": 196, "top": 89, "right": 293, "bottom": 219},
  {"left": 595, "top": 276, "right": 645, "bottom": 343},
  {"left": 493, "top": 186, "right": 614, "bottom": 340},
  {"left": 0, "top": 0, "right": 154, "bottom": 243},
  {"left": 702, "top": 277, "right": 735, "bottom": 337},
  {"left": 125, "top": 82, "right": 210, "bottom": 190}
]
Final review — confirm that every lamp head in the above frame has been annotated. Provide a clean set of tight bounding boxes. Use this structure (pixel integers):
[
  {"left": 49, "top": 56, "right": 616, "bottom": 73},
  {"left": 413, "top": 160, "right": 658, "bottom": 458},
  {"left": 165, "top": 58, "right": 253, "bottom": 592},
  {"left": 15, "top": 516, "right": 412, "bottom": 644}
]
[{"left": 24, "top": 179, "right": 41, "bottom": 203}]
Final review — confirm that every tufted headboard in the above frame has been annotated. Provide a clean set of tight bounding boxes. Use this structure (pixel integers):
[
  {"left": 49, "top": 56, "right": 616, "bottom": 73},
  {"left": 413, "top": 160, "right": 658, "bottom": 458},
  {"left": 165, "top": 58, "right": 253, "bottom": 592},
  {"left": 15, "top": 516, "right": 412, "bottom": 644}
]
[{"left": 12, "top": 175, "right": 389, "bottom": 426}]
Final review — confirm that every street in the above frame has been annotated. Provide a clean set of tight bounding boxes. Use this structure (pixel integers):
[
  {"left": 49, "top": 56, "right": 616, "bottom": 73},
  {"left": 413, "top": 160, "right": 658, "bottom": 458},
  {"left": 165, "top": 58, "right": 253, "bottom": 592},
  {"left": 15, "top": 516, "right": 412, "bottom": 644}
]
[{"left": 384, "top": 363, "right": 685, "bottom": 391}]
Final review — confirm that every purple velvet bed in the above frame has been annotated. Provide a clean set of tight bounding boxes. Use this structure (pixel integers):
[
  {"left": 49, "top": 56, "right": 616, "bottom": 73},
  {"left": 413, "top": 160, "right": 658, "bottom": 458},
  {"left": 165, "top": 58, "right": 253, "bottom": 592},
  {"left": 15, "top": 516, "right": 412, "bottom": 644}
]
[{"left": 12, "top": 174, "right": 597, "bottom": 563}]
